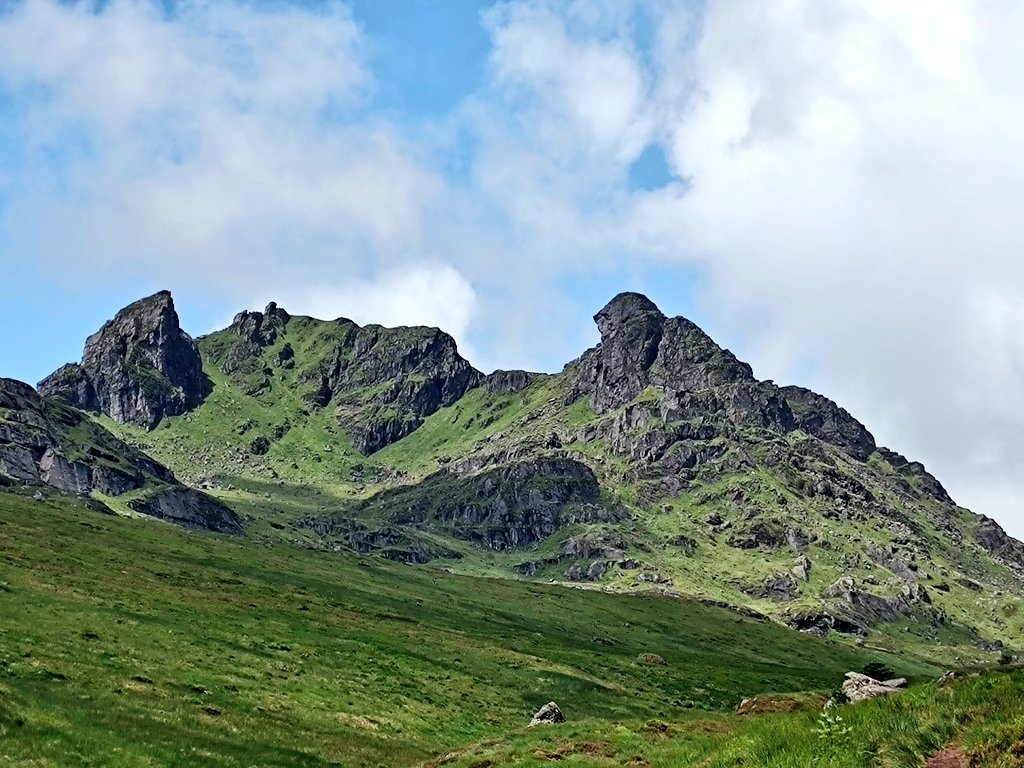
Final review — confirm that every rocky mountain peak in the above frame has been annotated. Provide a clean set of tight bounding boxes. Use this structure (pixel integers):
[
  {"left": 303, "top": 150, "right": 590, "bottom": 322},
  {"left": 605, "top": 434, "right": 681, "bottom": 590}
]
[
  {"left": 230, "top": 301, "right": 291, "bottom": 348},
  {"left": 594, "top": 292, "right": 665, "bottom": 338},
  {"left": 570, "top": 292, "right": 754, "bottom": 413},
  {"left": 38, "top": 291, "right": 206, "bottom": 430}
]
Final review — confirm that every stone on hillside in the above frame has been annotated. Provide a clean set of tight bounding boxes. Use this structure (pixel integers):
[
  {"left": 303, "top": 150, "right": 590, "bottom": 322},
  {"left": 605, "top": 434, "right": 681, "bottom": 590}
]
[
  {"left": 841, "top": 672, "right": 904, "bottom": 702},
  {"left": 586, "top": 560, "right": 607, "bottom": 580},
  {"left": 638, "top": 653, "right": 666, "bottom": 666},
  {"left": 882, "top": 678, "right": 908, "bottom": 689},
  {"left": 792, "top": 556, "right": 812, "bottom": 582},
  {"left": 529, "top": 701, "right": 565, "bottom": 726}
]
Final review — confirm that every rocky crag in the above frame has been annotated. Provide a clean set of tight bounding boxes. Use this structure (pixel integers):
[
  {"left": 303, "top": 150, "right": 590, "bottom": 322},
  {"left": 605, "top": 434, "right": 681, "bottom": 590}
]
[
  {"left": 0, "top": 377, "right": 239, "bottom": 533},
  {"left": 39, "top": 291, "right": 206, "bottom": 429},
  {"left": 25, "top": 290, "right": 1024, "bottom": 652}
]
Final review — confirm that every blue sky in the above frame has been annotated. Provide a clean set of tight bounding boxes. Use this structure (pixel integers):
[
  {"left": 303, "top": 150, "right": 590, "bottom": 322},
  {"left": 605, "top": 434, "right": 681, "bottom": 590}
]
[{"left": 2, "top": 0, "right": 1024, "bottom": 536}]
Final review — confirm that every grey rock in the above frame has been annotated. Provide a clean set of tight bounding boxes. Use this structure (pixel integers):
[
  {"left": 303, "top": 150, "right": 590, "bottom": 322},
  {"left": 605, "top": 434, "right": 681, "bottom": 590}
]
[
  {"left": 865, "top": 542, "right": 918, "bottom": 582},
  {"left": 842, "top": 672, "right": 903, "bottom": 702},
  {"left": 780, "top": 386, "right": 876, "bottom": 461},
  {"left": 792, "top": 556, "right": 811, "bottom": 582},
  {"left": 39, "top": 291, "right": 206, "bottom": 429},
  {"left": 975, "top": 515, "right": 1024, "bottom": 564},
  {"left": 586, "top": 560, "right": 607, "bottom": 580},
  {"left": 744, "top": 575, "right": 797, "bottom": 602},
  {"left": 315, "top": 458, "right": 621, "bottom": 552},
  {"left": 39, "top": 449, "right": 92, "bottom": 493},
  {"left": 529, "top": 701, "right": 565, "bottom": 727},
  {"left": 877, "top": 447, "right": 953, "bottom": 504},
  {"left": 568, "top": 293, "right": 754, "bottom": 414},
  {"left": 484, "top": 369, "right": 540, "bottom": 394},
  {"left": 129, "top": 488, "right": 242, "bottom": 535}
]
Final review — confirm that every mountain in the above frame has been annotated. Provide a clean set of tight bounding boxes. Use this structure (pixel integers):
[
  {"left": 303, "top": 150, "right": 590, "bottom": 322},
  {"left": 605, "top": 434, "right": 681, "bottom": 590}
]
[
  {"left": 27, "top": 290, "right": 1024, "bottom": 655},
  {"left": 0, "top": 376, "right": 239, "bottom": 533}
]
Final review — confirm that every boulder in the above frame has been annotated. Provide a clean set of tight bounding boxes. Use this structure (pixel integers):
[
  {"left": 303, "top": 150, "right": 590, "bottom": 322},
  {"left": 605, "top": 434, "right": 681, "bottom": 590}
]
[
  {"left": 529, "top": 701, "right": 565, "bottom": 727},
  {"left": 841, "top": 672, "right": 904, "bottom": 702}
]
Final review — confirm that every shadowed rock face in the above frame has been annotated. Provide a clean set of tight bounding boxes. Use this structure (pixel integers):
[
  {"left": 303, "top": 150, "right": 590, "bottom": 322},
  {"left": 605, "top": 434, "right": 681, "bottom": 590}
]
[
  {"left": 0, "top": 377, "right": 174, "bottom": 494},
  {"left": 566, "top": 292, "right": 883, "bottom": 464},
  {"left": 129, "top": 487, "right": 242, "bottom": 535},
  {"left": 0, "top": 376, "right": 242, "bottom": 534},
  {"left": 39, "top": 291, "right": 205, "bottom": 429},
  {"left": 569, "top": 292, "right": 755, "bottom": 414},
  {"left": 780, "top": 386, "right": 876, "bottom": 461},
  {"left": 309, "top": 457, "right": 620, "bottom": 552}
]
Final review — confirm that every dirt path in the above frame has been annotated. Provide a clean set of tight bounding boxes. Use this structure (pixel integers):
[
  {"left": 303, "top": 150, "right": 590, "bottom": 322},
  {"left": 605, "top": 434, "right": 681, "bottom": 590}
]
[{"left": 924, "top": 746, "right": 966, "bottom": 768}]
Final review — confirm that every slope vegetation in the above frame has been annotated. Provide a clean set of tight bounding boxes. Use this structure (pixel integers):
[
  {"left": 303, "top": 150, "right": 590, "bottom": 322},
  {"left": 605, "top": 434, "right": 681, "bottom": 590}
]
[{"left": 0, "top": 491, "right": 928, "bottom": 768}]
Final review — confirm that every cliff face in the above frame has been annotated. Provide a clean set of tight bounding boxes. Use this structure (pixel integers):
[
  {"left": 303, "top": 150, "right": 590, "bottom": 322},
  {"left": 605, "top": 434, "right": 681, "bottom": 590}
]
[
  {"left": 0, "top": 377, "right": 239, "bottom": 534},
  {"left": 39, "top": 291, "right": 206, "bottom": 429}
]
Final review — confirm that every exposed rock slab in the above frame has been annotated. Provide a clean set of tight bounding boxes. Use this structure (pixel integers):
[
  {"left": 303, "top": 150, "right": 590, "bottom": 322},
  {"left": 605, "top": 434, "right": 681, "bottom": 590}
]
[{"left": 129, "top": 488, "right": 242, "bottom": 535}]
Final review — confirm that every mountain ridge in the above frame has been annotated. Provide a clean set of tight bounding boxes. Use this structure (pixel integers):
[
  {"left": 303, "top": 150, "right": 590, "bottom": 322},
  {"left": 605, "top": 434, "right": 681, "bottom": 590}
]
[{"left": 12, "top": 289, "right": 1024, "bottom": 656}]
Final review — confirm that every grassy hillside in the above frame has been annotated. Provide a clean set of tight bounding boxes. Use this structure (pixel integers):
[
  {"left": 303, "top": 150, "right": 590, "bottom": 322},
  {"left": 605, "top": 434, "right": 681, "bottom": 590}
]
[
  {"left": 0, "top": 491, "right": 936, "bottom": 768},
  {"left": 435, "top": 666, "right": 1024, "bottom": 768}
]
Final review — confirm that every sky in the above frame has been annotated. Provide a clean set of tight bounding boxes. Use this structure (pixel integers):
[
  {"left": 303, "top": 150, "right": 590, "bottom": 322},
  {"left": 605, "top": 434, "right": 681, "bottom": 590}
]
[{"left": 1, "top": 0, "right": 1023, "bottom": 538}]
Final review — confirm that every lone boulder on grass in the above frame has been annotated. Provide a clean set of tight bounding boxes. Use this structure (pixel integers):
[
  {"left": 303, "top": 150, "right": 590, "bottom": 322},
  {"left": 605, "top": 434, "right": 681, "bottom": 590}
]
[{"left": 529, "top": 702, "right": 565, "bottom": 727}]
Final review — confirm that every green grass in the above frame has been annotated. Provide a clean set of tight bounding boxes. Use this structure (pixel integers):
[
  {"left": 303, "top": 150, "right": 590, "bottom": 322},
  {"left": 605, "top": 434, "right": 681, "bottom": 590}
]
[
  {"left": 0, "top": 491, "right": 936, "bottom": 768},
  {"left": 434, "top": 667, "right": 1024, "bottom": 767}
]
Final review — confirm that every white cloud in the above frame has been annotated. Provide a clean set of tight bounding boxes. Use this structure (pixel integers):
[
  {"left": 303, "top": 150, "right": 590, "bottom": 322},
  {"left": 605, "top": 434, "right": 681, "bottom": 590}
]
[
  {"left": 464, "top": 0, "right": 1024, "bottom": 537},
  {"left": 656, "top": 1, "right": 1024, "bottom": 537},
  {"left": 0, "top": 0, "right": 441, "bottom": 296}
]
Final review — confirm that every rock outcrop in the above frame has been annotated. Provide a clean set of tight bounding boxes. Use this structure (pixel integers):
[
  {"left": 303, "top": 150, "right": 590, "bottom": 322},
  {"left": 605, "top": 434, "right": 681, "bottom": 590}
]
[
  {"left": 39, "top": 291, "right": 205, "bottom": 429},
  {"left": 128, "top": 487, "right": 242, "bottom": 535},
  {"left": 568, "top": 292, "right": 754, "bottom": 413},
  {"left": 565, "top": 293, "right": 886, "bottom": 467},
  {"left": 0, "top": 377, "right": 240, "bottom": 534},
  {"left": 0, "top": 377, "right": 173, "bottom": 494},
  {"left": 311, "top": 457, "right": 622, "bottom": 552},
  {"left": 841, "top": 672, "right": 904, "bottom": 703},
  {"left": 780, "top": 386, "right": 876, "bottom": 461}
]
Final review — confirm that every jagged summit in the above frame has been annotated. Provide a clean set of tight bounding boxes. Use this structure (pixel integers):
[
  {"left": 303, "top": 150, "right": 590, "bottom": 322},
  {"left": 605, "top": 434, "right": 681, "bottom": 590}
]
[
  {"left": 571, "top": 291, "right": 754, "bottom": 414},
  {"left": 39, "top": 290, "right": 205, "bottom": 429}
]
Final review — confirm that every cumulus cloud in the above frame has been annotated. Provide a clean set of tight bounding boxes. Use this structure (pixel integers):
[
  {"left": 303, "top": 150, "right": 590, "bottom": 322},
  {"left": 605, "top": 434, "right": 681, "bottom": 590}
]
[
  {"left": 243, "top": 263, "right": 479, "bottom": 360},
  {"left": 662, "top": 1, "right": 1024, "bottom": 535},
  {"left": 0, "top": 0, "right": 452, "bottom": 308}
]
